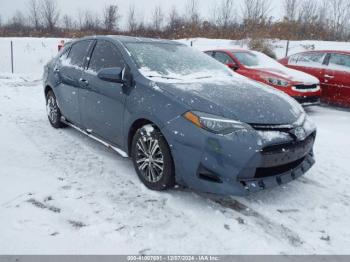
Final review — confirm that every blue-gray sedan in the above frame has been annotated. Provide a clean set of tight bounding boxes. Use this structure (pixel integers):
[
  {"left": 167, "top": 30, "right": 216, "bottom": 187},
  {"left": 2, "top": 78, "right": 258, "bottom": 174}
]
[{"left": 43, "top": 35, "right": 316, "bottom": 196}]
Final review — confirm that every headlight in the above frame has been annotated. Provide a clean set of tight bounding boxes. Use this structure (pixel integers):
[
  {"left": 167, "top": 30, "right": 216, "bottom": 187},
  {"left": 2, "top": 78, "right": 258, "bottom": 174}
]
[
  {"left": 183, "top": 111, "right": 251, "bottom": 135},
  {"left": 266, "top": 77, "right": 290, "bottom": 87}
]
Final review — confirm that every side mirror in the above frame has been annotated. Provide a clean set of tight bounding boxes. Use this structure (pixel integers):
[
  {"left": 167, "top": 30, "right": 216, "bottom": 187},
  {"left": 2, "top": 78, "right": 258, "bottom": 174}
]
[
  {"left": 97, "top": 67, "right": 124, "bottom": 83},
  {"left": 226, "top": 63, "right": 239, "bottom": 71}
]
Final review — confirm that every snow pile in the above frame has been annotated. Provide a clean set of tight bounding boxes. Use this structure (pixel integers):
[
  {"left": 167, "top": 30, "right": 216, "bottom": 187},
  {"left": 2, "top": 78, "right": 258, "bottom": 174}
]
[
  {"left": 178, "top": 38, "right": 350, "bottom": 59},
  {"left": 1, "top": 37, "right": 350, "bottom": 76}
]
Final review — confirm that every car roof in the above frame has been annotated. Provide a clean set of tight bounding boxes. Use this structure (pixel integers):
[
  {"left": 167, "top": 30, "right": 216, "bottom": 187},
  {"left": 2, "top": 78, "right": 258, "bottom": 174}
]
[
  {"left": 77, "top": 35, "right": 181, "bottom": 45},
  {"left": 205, "top": 48, "right": 250, "bottom": 53},
  {"left": 293, "top": 50, "right": 350, "bottom": 55}
]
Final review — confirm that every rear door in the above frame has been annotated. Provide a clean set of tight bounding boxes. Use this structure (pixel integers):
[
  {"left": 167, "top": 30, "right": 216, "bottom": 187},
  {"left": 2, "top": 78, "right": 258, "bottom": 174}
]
[
  {"left": 79, "top": 40, "right": 127, "bottom": 146},
  {"left": 322, "top": 53, "right": 350, "bottom": 106},
  {"left": 55, "top": 40, "right": 93, "bottom": 125}
]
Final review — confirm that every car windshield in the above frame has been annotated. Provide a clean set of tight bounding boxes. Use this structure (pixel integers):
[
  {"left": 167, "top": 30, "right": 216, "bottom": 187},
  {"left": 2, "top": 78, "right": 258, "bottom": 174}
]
[
  {"left": 125, "top": 42, "right": 232, "bottom": 81},
  {"left": 234, "top": 51, "right": 283, "bottom": 69}
]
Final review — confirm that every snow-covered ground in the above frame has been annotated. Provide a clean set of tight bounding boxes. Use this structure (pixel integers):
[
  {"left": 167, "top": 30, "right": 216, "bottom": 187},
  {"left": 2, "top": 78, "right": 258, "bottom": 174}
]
[
  {"left": 0, "top": 38, "right": 69, "bottom": 75},
  {"left": 0, "top": 74, "right": 350, "bottom": 254}
]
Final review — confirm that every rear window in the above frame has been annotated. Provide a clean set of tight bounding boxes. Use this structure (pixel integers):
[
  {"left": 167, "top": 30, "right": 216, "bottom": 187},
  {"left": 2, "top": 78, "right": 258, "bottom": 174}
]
[{"left": 67, "top": 40, "right": 93, "bottom": 68}]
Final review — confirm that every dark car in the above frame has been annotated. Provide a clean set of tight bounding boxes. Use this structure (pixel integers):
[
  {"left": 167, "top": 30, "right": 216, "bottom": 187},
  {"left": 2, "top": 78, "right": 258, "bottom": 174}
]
[
  {"left": 205, "top": 49, "right": 321, "bottom": 106},
  {"left": 279, "top": 50, "right": 350, "bottom": 107},
  {"left": 43, "top": 36, "right": 316, "bottom": 196}
]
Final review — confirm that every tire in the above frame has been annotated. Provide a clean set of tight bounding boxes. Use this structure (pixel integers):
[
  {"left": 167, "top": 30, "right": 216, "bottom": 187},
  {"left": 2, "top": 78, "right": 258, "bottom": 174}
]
[
  {"left": 131, "top": 124, "right": 175, "bottom": 191},
  {"left": 46, "top": 90, "right": 66, "bottom": 128}
]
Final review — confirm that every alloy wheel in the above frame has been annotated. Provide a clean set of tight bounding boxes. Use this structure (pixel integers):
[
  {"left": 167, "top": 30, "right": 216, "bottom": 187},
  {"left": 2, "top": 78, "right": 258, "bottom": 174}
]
[
  {"left": 135, "top": 135, "right": 164, "bottom": 183},
  {"left": 46, "top": 96, "right": 58, "bottom": 123}
]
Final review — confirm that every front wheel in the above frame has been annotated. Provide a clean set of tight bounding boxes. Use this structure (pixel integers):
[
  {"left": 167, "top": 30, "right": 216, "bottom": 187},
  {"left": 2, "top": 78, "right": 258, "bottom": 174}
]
[
  {"left": 46, "top": 90, "right": 66, "bottom": 128},
  {"left": 131, "top": 125, "right": 175, "bottom": 191}
]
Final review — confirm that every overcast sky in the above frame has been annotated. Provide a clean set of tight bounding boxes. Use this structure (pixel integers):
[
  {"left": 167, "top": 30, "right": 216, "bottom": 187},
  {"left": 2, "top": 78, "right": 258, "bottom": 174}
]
[{"left": 0, "top": 0, "right": 284, "bottom": 28}]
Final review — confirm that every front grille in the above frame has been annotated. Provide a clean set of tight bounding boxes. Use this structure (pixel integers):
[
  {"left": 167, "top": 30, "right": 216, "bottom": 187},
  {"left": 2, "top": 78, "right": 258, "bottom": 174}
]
[
  {"left": 254, "top": 133, "right": 315, "bottom": 178},
  {"left": 294, "top": 96, "right": 320, "bottom": 105},
  {"left": 262, "top": 134, "right": 315, "bottom": 155},
  {"left": 255, "top": 157, "right": 305, "bottom": 178},
  {"left": 294, "top": 84, "right": 318, "bottom": 90}
]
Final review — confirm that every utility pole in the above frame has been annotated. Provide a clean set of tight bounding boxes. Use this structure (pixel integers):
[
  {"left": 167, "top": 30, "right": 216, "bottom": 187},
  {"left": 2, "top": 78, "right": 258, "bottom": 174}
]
[{"left": 11, "top": 41, "right": 14, "bottom": 74}]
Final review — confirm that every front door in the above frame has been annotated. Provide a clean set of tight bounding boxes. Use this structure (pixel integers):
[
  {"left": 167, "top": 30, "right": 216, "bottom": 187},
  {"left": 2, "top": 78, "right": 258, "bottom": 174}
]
[
  {"left": 287, "top": 52, "right": 327, "bottom": 83},
  {"left": 79, "top": 40, "right": 127, "bottom": 146}
]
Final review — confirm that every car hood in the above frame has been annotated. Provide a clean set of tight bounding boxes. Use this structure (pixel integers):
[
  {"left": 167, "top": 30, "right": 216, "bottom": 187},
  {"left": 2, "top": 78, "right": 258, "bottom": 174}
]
[
  {"left": 250, "top": 67, "right": 319, "bottom": 84},
  {"left": 155, "top": 75, "right": 304, "bottom": 125}
]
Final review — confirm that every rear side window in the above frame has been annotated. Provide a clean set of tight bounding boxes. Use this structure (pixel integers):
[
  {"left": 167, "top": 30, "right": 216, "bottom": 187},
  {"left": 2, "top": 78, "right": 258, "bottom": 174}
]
[
  {"left": 289, "top": 52, "right": 326, "bottom": 67},
  {"left": 59, "top": 45, "right": 71, "bottom": 61},
  {"left": 214, "top": 52, "right": 234, "bottom": 64},
  {"left": 205, "top": 51, "right": 214, "bottom": 57},
  {"left": 328, "top": 53, "right": 350, "bottom": 72},
  {"left": 88, "top": 40, "right": 125, "bottom": 72},
  {"left": 68, "top": 40, "right": 93, "bottom": 68}
]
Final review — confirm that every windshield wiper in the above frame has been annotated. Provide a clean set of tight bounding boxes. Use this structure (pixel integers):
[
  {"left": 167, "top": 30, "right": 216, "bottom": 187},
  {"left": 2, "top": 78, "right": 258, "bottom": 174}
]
[{"left": 146, "top": 75, "right": 182, "bottom": 80}]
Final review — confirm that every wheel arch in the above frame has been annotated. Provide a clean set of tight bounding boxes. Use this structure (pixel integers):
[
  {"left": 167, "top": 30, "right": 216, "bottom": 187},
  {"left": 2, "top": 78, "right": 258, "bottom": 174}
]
[
  {"left": 127, "top": 118, "right": 154, "bottom": 155},
  {"left": 44, "top": 85, "right": 53, "bottom": 97}
]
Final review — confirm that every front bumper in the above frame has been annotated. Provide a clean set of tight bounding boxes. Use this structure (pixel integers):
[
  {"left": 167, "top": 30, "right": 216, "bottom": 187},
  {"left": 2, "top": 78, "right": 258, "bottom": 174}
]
[
  {"left": 293, "top": 96, "right": 321, "bottom": 106},
  {"left": 162, "top": 116, "right": 316, "bottom": 196}
]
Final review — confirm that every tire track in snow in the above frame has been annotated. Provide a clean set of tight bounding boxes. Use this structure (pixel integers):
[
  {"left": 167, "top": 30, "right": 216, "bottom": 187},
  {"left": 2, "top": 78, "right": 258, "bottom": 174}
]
[{"left": 210, "top": 196, "right": 304, "bottom": 248}]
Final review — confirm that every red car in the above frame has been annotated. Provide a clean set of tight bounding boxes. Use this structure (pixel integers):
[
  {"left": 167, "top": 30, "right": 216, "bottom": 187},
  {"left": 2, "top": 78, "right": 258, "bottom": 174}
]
[
  {"left": 279, "top": 50, "right": 350, "bottom": 107},
  {"left": 205, "top": 49, "right": 321, "bottom": 105}
]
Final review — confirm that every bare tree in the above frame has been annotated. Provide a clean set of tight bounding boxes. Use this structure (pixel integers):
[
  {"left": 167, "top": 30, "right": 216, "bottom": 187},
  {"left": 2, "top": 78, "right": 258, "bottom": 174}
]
[
  {"left": 327, "top": 0, "right": 350, "bottom": 39},
  {"left": 297, "top": 0, "right": 318, "bottom": 24},
  {"left": 167, "top": 6, "right": 184, "bottom": 35},
  {"left": 213, "top": 0, "right": 235, "bottom": 28},
  {"left": 27, "top": 0, "right": 42, "bottom": 29},
  {"left": 168, "top": 6, "right": 181, "bottom": 27},
  {"left": 8, "top": 10, "right": 27, "bottom": 29},
  {"left": 62, "top": 14, "right": 73, "bottom": 30},
  {"left": 82, "top": 10, "right": 100, "bottom": 31},
  {"left": 103, "top": 4, "right": 120, "bottom": 32},
  {"left": 186, "top": 0, "right": 200, "bottom": 26},
  {"left": 41, "top": 0, "right": 60, "bottom": 32},
  {"left": 152, "top": 5, "right": 164, "bottom": 31},
  {"left": 283, "top": 0, "right": 299, "bottom": 21},
  {"left": 317, "top": 0, "right": 329, "bottom": 29},
  {"left": 243, "top": 0, "right": 272, "bottom": 23},
  {"left": 127, "top": 4, "right": 138, "bottom": 33}
]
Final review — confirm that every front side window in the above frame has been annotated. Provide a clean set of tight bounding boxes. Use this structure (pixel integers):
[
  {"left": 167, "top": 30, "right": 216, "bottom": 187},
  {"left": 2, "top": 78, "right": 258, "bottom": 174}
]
[
  {"left": 124, "top": 42, "right": 232, "bottom": 80},
  {"left": 67, "top": 40, "right": 93, "bottom": 68},
  {"left": 289, "top": 52, "right": 326, "bottom": 67},
  {"left": 328, "top": 53, "right": 350, "bottom": 72},
  {"left": 233, "top": 51, "right": 283, "bottom": 69},
  {"left": 88, "top": 40, "right": 125, "bottom": 72},
  {"left": 214, "top": 52, "right": 234, "bottom": 64},
  {"left": 234, "top": 52, "right": 260, "bottom": 67}
]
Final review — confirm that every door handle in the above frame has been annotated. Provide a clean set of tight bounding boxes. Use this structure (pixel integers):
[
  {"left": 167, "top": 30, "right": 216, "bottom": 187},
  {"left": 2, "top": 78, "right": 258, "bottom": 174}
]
[
  {"left": 324, "top": 74, "right": 334, "bottom": 79},
  {"left": 79, "top": 78, "right": 89, "bottom": 87}
]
